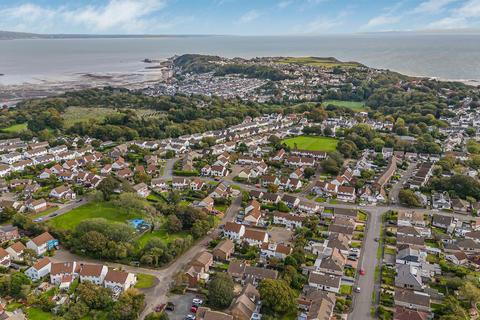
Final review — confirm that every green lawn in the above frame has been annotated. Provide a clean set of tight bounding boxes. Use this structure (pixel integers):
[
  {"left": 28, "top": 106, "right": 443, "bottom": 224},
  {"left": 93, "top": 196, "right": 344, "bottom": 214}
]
[
  {"left": 62, "top": 107, "right": 158, "bottom": 128},
  {"left": 214, "top": 204, "right": 228, "bottom": 213},
  {"left": 5, "top": 302, "right": 23, "bottom": 312},
  {"left": 340, "top": 284, "right": 353, "bottom": 295},
  {"left": 137, "top": 229, "right": 190, "bottom": 248},
  {"left": 323, "top": 100, "right": 367, "bottom": 112},
  {"left": 2, "top": 123, "right": 28, "bottom": 133},
  {"left": 134, "top": 273, "right": 157, "bottom": 289},
  {"left": 282, "top": 136, "right": 338, "bottom": 152},
  {"left": 27, "top": 308, "right": 53, "bottom": 320},
  {"left": 49, "top": 201, "right": 141, "bottom": 231}
]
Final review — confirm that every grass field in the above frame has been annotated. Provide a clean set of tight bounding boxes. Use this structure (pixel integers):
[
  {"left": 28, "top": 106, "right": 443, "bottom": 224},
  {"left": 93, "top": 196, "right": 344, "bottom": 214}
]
[
  {"left": 62, "top": 107, "right": 160, "bottom": 128},
  {"left": 33, "top": 206, "right": 59, "bottom": 219},
  {"left": 134, "top": 273, "right": 157, "bottom": 289},
  {"left": 282, "top": 136, "right": 338, "bottom": 152},
  {"left": 1, "top": 123, "right": 28, "bottom": 133},
  {"left": 49, "top": 201, "right": 141, "bottom": 231},
  {"left": 323, "top": 100, "right": 367, "bottom": 112},
  {"left": 279, "top": 57, "right": 361, "bottom": 68},
  {"left": 137, "top": 229, "right": 190, "bottom": 248},
  {"left": 27, "top": 308, "right": 52, "bottom": 320}
]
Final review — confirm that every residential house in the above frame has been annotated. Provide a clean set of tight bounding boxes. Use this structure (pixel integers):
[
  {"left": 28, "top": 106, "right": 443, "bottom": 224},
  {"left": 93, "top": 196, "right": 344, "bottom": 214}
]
[
  {"left": 50, "top": 261, "right": 79, "bottom": 285},
  {"left": 395, "top": 264, "right": 425, "bottom": 291},
  {"left": 132, "top": 183, "right": 150, "bottom": 198},
  {"left": 6, "top": 241, "right": 26, "bottom": 261},
  {"left": 243, "top": 229, "right": 269, "bottom": 246},
  {"left": 213, "top": 239, "right": 235, "bottom": 261},
  {"left": 394, "top": 288, "right": 431, "bottom": 312},
  {"left": 104, "top": 270, "right": 137, "bottom": 292},
  {"left": 308, "top": 272, "right": 341, "bottom": 293},
  {"left": 79, "top": 264, "right": 108, "bottom": 285},
  {"left": 224, "top": 222, "right": 246, "bottom": 241},
  {"left": 25, "top": 257, "right": 51, "bottom": 281},
  {"left": 26, "top": 232, "right": 57, "bottom": 256},
  {"left": 49, "top": 186, "right": 76, "bottom": 200}
]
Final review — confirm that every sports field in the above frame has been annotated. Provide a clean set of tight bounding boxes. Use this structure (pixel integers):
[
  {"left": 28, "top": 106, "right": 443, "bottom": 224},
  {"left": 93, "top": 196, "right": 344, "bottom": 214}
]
[
  {"left": 282, "top": 136, "right": 339, "bottom": 152},
  {"left": 323, "top": 100, "right": 367, "bottom": 112}
]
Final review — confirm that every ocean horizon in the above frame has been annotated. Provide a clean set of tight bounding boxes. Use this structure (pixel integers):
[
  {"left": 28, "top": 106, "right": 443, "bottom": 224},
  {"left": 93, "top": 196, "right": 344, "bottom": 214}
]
[{"left": 1, "top": 33, "right": 480, "bottom": 86}]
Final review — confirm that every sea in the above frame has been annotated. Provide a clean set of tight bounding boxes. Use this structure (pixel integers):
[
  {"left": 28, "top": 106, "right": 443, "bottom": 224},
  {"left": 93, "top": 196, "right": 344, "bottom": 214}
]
[{"left": 1, "top": 33, "right": 480, "bottom": 85}]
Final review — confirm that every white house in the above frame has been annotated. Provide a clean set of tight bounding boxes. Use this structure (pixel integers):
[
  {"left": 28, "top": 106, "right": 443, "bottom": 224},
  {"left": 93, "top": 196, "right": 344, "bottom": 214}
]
[
  {"left": 273, "top": 212, "right": 305, "bottom": 229},
  {"left": 223, "top": 222, "right": 246, "bottom": 241},
  {"left": 6, "top": 241, "right": 26, "bottom": 261},
  {"left": 50, "top": 261, "right": 78, "bottom": 285},
  {"left": 26, "top": 232, "right": 56, "bottom": 256},
  {"left": 49, "top": 185, "right": 76, "bottom": 200},
  {"left": 0, "top": 248, "right": 11, "bottom": 268},
  {"left": 79, "top": 264, "right": 108, "bottom": 285},
  {"left": 104, "top": 269, "right": 137, "bottom": 292},
  {"left": 25, "top": 257, "right": 51, "bottom": 281},
  {"left": 243, "top": 229, "right": 269, "bottom": 246}
]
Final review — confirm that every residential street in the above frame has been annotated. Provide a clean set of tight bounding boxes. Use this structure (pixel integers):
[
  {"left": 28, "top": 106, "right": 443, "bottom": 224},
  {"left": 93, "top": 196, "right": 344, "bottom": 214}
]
[
  {"left": 162, "top": 157, "right": 178, "bottom": 179},
  {"left": 389, "top": 162, "right": 416, "bottom": 204}
]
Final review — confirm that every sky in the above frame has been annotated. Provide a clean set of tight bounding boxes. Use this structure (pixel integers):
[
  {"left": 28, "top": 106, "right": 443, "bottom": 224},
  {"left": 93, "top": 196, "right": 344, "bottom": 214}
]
[{"left": 0, "top": 0, "right": 479, "bottom": 35}]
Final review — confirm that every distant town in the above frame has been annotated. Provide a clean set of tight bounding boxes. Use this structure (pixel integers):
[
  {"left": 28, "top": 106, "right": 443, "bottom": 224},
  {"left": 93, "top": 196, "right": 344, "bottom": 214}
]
[{"left": 0, "top": 54, "right": 480, "bottom": 320}]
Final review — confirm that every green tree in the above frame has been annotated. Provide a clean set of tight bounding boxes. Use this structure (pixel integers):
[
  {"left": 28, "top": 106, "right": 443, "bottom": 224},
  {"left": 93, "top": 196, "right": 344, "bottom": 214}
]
[
  {"left": 207, "top": 273, "right": 235, "bottom": 309},
  {"left": 398, "top": 189, "right": 421, "bottom": 207},
  {"left": 111, "top": 289, "right": 145, "bottom": 320},
  {"left": 166, "top": 215, "right": 183, "bottom": 233},
  {"left": 258, "top": 279, "right": 297, "bottom": 316}
]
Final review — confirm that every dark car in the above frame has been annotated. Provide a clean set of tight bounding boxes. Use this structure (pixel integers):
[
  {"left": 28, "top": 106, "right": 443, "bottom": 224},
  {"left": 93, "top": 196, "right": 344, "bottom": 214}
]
[{"left": 166, "top": 302, "right": 175, "bottom": 311}]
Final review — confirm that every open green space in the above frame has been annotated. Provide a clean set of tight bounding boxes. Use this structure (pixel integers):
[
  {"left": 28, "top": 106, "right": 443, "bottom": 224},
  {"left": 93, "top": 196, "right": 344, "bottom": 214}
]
[
  {"left": 323, "top": 100, "right": 367, "bottom": 112},
  {"left": 33, "top": 206, "right": 59, "bottom": 219},
  {"left": 48, "top": 201, "right": 142, "bottom": 231},
  {"left": 134, "top": 273, "right": 157, "bottom": 289},
  {"left": 137, "top": 229, "right": 190, "bottom": 248},
  {"left": 1, "top": 123, "right": 28, "bottom": 133},
  {"left": 279, "top": 57, "right": 361, "bottom": 68},
  {"left": 62, "top": 106, "right": 159, "bottom": 128},
  {"left": 27, "top": 308, "right": 52, "bottom": 320},
  {"left": 282, "top": 136, "right": 338, "bottom": 152}
]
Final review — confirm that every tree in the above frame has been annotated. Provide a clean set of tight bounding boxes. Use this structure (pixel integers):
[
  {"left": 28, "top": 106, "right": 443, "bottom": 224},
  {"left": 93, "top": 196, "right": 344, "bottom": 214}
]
[
  {"left": 267, "top": 183, "right": 279, "bottom": 193},
  {"left": 207, "top": 273, "right": 235, "bottom": 309},
  {"left": 459, "top": 281, "right": 480, "bottom": 313},
  {"left": 145, "top": 312, "right": 169, "bottom": 320},
  {"left": 303, "top": 167, "right": 316, "bottom": 179},
  {"left": 10, "top": 272, "right": 31, "bottom": 298},
  {"left": 166, "top": 215, "right": 183, "bottom": 233},
  {"left": 114, "top": 193, "right": 147, "bottom": 214},
  {"left": 111, "top": 289, "right": 145, "bottom": 320},
  {"left": 66, "top": 301, "right": 89, "bottom": 320},
  {"left": 258, "top": 279, "right": 297, "bottom": 316},
  {"left": 398, "top": 189, "right": 421, "bottom": 207},
  {"left": 77, "top": 282, "right": 113, "bottom": 310},
  {"left": 97, "top": 176, "right": 120, "bottom": 201}
]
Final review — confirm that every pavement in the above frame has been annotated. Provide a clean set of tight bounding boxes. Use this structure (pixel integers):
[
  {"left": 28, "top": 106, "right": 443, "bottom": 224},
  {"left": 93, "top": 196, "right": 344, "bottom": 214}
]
[{"left": 162, "top": 158, "right": 178, "bottom": 179}]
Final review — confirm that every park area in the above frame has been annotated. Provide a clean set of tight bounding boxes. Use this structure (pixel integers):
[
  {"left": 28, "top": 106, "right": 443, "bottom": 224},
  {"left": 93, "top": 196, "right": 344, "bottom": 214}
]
[
  {"left": 48, "top": 201, "right": 142, "bottom": 231},
  {"left": 323, "top": 100, "right": 367, "bottom": 112},
  {"left": 282, "top": 136, "right": 339, "bottom": 152}
]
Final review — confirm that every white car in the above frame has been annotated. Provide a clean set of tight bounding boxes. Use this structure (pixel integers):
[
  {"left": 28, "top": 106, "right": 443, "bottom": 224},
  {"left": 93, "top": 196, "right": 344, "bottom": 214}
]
[
  {"left": 192, "top": 298, "right": 203, "bottom": 306},
  {"left": 350, "top": 248, "right": 360, "bottom": 253}
]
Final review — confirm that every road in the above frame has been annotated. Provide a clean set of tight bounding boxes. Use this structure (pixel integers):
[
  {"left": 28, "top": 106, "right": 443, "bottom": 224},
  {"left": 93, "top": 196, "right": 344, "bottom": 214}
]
[
  {"left": 50, "top": 195, "right": 243, "bottom": 319},
  {"left": 389, "top": 162, "right": 416, "bottom": 204},
  {"left": 162, "top": 158, "right": 178, "bottom": 179},
  {"left": 348, "top": 206, "right": 385, "bottom": 320},
  {"left": 40, "top": 196, "right": 92, "bottom": 222}
]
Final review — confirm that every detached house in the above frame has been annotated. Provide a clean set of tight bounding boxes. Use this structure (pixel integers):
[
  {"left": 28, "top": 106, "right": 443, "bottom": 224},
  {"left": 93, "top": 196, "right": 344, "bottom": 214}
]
[
  {"left": 6, "top": 241, "right": 26, "bottom": 261},
  {"left": 25, "top": 257, "right": 51, "bottom": 281},
  {"left": 27, "top": 232, "right": 58, "bottom": 256},
  {"left": 104, "top": 269, "right": 137, "bottom": 292},
  {"left": 49, "top": 186, "right": 76, "bottom": 200}
]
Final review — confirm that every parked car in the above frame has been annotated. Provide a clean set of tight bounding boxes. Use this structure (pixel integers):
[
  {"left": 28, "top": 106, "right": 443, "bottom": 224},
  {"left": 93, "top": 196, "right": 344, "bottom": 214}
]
[
  {"left": 360, "top": 268, "right": 366, "bottom": 276},
  {"left": 354, "top": 287, "right": 361, "bottom": 293},
  {"left": 190, "top": 306, "right": 198, "bottom": 313},
  {"left": 192, "top": 298, "right": 203, "bottom": 306},
  {"left": 251, "top": 313, "right": 262, "bottom": 320},
  {"left": 185, "top": 315, "right": 195, "bottom": 320},
  {"left": 350, "top": 248, "right": 360, "bottom": 253}
]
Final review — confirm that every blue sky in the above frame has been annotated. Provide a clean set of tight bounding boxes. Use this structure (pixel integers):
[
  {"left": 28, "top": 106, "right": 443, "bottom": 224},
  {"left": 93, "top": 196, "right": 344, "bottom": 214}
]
[{"left": 0, "top": 0, "right": 479, "bottom": 35}]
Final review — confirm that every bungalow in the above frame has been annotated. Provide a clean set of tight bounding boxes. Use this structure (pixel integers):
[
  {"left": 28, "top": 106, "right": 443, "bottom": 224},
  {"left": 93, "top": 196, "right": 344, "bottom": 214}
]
[
  {"left": 25, "top": 198, "right": 47, "bottom": 213},
  {"left": 431, "top": 214, "right": 454, "bottom": 230},
  {"left": 318, "top": 248, "right": 346, "bottom": 276},
  {"left": 282, "top": 194, "right": 300, "bottom": 208},
  {"left": 261, "top": 175, "right": 280, "bottom": 187},
  {"left": 273, "top": 211, "right": 305, "bottom": 229},
  {"left": 262, "top": 192, "right": 281, "bottom": 204},
  {"left": 223, "top": 222, "right": 246, "bottom": 241},
  {"left": 151, "top": 178, "right": 168, "bottom": 190},
  {"left": 445, "top": 251, "right": 468, "bottom": 265},
  {"left": 172, "top": 177, "right": 189, "bottom": 190},
  {"left": 116, "top": 168, "right": 133, "bottom": 179},
  {"left": 25, "top": 257, "right": 51, "bottom": 281},
  {"left": 197, "top": 196, "right": 215, "bottom": 212},
  {"left": 243, "top": 229, "right": 269, "bottom": 246},
  {"left": 6, "top": 241, "right": 26, "bottom": 261},
  {"left": 285, "top": 156, "right": 315, "bottom": 167},
  {"left": 244, "top": 200, "right": 262, "bottom": 226},
  {"left": 394, "top": 288, "right": 431, "bottom": 312},
  {"left": 213, "top": 239, "right": 235, "bottom": 261},
  {"left": 260, "top": 242, "right": 292, "bottom": 260},
  {"left": 49, "top": 185, "right": 76, "bottom": 200},
  {"left": 190, "top": 179, "right": 206, "bottom": 191},
  {"left": 38, "top": 168, "right": 52, "bottom": 179},
  {"left": 104, "top": 269, "right": 137, "bottom": 292},
  {"left": 100, "top": 164, "right": 112, "bottom": 175},
  {"left": 0, "top": 225, "right": 20, "bottom": 242},
  {"left": 308, "top": 272, "right": 341, "bottom": 293},
  {"left": 26, "top": 232, "right": 57, "bottom": 256},
  {"left": 210, "top": 165, "right": 229, "bottom": 177},
  {"left": 395, "top": 264, "right": 425, "bottom": 291},
  {"left": 297, "top": 200, "right": 320, "bottom": 214},
  {"left": 133, "top": 183, "right": 150, "bottom": 198}
]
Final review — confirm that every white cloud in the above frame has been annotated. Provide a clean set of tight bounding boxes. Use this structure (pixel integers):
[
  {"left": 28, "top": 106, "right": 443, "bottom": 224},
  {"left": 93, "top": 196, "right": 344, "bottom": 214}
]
[
  {"left": 412, "top": 0, "right": 458, "bottom": 14},
  {"left": 366, "top": 14, "right": 401, "bottom": 27},
  {"left": 428, "top": 0, "right": 480, "bottom": 29},
  {"left": 0, "top": 0, "right": 170, "bottom": 33},
  {"left": 239, "top": 10, "right": 260, "bottom": 23},
  {"left": 278, "top": 0, "right": 293, "bottom": 9}
]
